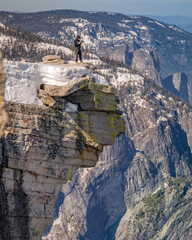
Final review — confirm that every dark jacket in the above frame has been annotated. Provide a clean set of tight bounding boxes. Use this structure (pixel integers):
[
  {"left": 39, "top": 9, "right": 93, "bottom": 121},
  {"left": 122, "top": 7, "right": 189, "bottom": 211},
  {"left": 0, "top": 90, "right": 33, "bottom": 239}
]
[{"left": 74, "top": 39, "right": 81, "bottom": 49}]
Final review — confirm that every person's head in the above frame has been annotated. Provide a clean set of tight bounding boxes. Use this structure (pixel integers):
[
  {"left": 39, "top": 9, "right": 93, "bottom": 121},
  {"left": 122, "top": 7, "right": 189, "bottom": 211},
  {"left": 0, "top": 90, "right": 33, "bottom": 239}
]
[{"left": 77, "top": 35, "right": 81, "bottom": 40}]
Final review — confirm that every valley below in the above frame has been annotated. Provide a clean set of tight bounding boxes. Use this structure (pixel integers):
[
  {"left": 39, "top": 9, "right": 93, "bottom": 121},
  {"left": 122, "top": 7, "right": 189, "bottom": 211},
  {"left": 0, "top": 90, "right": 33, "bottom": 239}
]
[{"left": 0, "top": 9, "right": 192, "bottom": 240}]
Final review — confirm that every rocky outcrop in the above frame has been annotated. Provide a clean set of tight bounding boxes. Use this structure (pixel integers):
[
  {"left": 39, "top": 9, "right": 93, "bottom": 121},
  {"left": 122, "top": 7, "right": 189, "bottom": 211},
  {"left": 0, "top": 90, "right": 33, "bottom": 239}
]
[
  {"left": 108, "top": 45, "right": 132, "bottom": 67},
  {"left": 130, "top": 49, "right": 162, "bottom": 85},
  {"left": 44, "top": 73, "right": 192, "bottom": 240},
  {"left": 108, "top": 47, "right": 162, "bottom": 85},
  {"left": 42, "top": 55, "right": 65, "bottom": 65},
  {"left": 162, "top": 72, "right": 190, "bottom": 103},
  {"left": 0, "top": 52, "right": 8, "bottom": 137},
  {"left": 1, "top": 11, "right": 192, "bottom": 104},
  {"left": 0, "top": 51, "right": 8, "bottom": 240},
  {"left": 0, "top": 75, "right": 125, "bottom": 239},
  {"left": 39, "top": 75, "right": 118, "bottom": 112}
]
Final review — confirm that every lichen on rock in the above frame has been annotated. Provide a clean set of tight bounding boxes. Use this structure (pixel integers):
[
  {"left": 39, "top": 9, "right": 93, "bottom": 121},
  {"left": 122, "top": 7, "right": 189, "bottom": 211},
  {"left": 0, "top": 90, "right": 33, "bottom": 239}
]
[
  {"left": 40, "top": 75, "right": 119, "bottom": 113},
  {"left": 0, "top": 52, "right": 8, "bottom": 137},
  {"left": 0, "top": 72, "right": 125, "bottom": 240}
]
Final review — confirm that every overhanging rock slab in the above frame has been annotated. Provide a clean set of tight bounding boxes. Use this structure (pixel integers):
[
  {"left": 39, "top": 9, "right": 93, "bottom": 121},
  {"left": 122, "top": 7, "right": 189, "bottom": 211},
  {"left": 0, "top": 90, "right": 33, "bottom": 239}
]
[
  {"left": 40, "top": 75, "right": 118, "bottom": 112},
  {"left": 1, "top": 72, "right": 125, "bottom": 240}
]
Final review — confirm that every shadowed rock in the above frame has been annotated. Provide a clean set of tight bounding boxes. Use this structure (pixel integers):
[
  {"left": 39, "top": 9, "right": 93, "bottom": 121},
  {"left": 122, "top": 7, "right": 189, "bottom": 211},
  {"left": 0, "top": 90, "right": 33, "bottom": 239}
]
[
  {"left": 40, "top": 75, "right": 118, "bottom": 112},
  {"left": 0, "top": 73, "right": 125, "bottom": 240},
  {"left": 162, "top": 72, "right": 190, "bottom": 103}
]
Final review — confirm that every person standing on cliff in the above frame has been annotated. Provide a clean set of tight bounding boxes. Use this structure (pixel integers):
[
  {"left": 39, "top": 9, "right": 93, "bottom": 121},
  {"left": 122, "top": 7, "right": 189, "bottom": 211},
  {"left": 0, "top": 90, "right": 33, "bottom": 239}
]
[{"left": 74, "top": 35, "right": 83, "bottom": 63}]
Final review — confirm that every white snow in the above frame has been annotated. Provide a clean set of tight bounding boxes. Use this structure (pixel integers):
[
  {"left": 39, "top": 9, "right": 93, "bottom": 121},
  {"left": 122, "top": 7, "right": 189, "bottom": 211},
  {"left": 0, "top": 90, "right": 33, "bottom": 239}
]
[
  {"left": 179, "top": 40, "right": 186, "bottom": 44},
  {"left": 0, "top": 23, "right": 6, "bottom": 28},
  {"left": 135, "top": 98, "right": 146, "bottom": 108},
  {"left": 136, "top": 25, "right": 148, "bottom": 31},
  {"left": 93, "top": 73, "right": 109, "bottom": 85},
  {"left": 155, "top": 21, "right": 165, "bottom": 28},
  {"left": 64, "top": 26, "right": 78, "bottom": 37},
  {"left": 64, "top": 102, "right": 78, "bottom": 112},
  {"left": 0, "top": 35, "right": 16, "bottom": 46},
  {"left": 59, "top": 18, "right": 75, "bottom": 23},
  {"left": 110, "top": 68, "right": 144, "bottom": 89},
  {"left": 96, "top": 66, "right": 144, "bottom": 90},
  {"left": 129, "top": 31, "right": 137, "bottom": 36},
  {"left": 80, "top": 34, "right": 94, "bottom": 46},
  {"left": 4, "top": 61, "right": 42, "bottom": 105},
  {"left": 117, "top": 23, "right": 130, "bottom": 28},
  {"left": 169, "top": 25, "right": 184, "bottom": 33},
  {"left": 59, "top": 18, "right": 90, "bottom": 28},
  {"left": 155, "top": 93, "right": 164, "bottom": 100},
  {"left": 38, "top": 64, "right": 92, "bottom": 86},
  {"left": 3, "top": 60, "right": 109, "bottom": 108},
  {"left": 122, "top": 19, "right": 134, "bottom": 23},
  {"left": 107, "top": 12, "right": 116, "bottom": 15},
  {"left": 36, "top": 43, "right": 73, "bottom": 56},
  {"left": 167, "top": 36, "right": 173, "bottom": 41},
  {"left": 130, "top": 16, "right": 141, "bottom": 19}
]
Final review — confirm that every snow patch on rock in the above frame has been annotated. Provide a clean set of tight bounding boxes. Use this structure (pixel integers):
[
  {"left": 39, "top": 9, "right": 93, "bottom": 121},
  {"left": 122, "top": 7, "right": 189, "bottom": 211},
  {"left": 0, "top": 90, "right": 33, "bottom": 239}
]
[
  {"left": 64, "top": 102, "right": 78, "bottom": 112},
  {"left": 3, "top": 60, "right": 108, "bottom": 106}
]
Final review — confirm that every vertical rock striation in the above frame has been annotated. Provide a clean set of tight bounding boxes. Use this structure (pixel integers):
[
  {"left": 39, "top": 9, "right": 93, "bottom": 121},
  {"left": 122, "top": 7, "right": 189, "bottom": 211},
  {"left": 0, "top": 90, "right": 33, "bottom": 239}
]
[
  {"left": 162, "top": 72, "right": 190, "bottom": 103},
  {"left": 44, "top": 74, "right": 192, "bottom": 240},
  {"left": 0, "top": 52, "right": 8, "bottom": 240},
  {"left": 0, "top": 52, "right": 7, "bottom": 137},
  {"left": 0, "top": 75, "right": 125, "bottom": 239}
]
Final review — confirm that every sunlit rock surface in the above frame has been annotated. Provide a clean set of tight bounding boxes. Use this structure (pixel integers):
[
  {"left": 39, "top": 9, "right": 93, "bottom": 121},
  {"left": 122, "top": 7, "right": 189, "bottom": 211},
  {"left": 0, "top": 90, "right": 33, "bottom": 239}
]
[{"left": 0, "top": 72, "right": 125, "bottom": 240}]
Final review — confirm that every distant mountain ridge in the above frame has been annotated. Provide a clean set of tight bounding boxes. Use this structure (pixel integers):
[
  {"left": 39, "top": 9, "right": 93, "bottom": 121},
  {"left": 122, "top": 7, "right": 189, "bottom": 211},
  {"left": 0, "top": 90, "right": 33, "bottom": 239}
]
[
  {"left": 1, "top": 11, "right": 192, "bottom": 238},
  {"left": 0, "top": 10, "right": 192, "bottom": 104},
  {"left": 147, "top": 15, "right": 192, "bottom": 33},
  {"left": 41, "top": 57, "right": 192, "bottom": 240}
]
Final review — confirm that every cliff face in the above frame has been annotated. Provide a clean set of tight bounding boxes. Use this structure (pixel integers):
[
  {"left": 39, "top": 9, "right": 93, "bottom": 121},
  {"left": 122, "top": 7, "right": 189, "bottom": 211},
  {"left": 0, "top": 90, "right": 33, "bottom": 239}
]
[
  {"left": 0, "top": 52, "right": 7, "bottom": 137},
  {"left": 0, "top": 73, "right": 125, "bottom": 239},
  {"left": 162, "top": 72, "right": 191, "bottom": 103},
  {"left": 0, "top": 52, "right": 8, "bottom": 239},
  {"left": 44, "top": 71, "right": 192, "bottom": 240}
]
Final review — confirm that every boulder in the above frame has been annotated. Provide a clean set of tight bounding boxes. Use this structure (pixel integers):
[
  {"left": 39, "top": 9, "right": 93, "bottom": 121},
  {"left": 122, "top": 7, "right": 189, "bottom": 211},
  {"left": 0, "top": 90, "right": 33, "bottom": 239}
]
[
  {"left": 42, "top": 55, "right": 64, "bottom": 64},
  {"left": 38, "top": 89, "right": 66, "bottom": 110}
]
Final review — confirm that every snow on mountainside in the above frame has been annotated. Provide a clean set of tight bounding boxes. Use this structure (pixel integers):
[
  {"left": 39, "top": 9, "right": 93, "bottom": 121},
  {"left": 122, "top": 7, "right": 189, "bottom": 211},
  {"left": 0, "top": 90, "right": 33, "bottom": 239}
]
[
  {"left": 3, "top": 60, "right": 108, "bottom": 106},
  {"left": 2, "top": 40, "right": 192, "bottom": 240},
  {"left": 1, "top": 10, "right": 192, "bottom": 104},
  {"left": 147, "top": 15, "right": 192, "bottom": 33},
  {"left": 36, "top": 43, "right": 73, "bottom": 56},
  {"left": 41, "top": 57, "right": 192, "bottom": 240},
  {"left": 0, "top": 23, "right": 74, "bottom": 62},
  {"left": 0, "top": 10, "right": 190, "bottom": 65},
  {"left": 1, "top": 11, "right": 192, "bottom": 240}
]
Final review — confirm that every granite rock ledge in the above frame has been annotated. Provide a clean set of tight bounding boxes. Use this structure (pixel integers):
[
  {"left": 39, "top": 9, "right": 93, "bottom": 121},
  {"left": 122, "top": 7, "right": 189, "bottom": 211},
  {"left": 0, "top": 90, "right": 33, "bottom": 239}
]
[
  {"left": 0, "top": 52, "right": 8, "bottom": 137},
  {"left": 0, "top": 74, "right": 125, "bottom": 239}
]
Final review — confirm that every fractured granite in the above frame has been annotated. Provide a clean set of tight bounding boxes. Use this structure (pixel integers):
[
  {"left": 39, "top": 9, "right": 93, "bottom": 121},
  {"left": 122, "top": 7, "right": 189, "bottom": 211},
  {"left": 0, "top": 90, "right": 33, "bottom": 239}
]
[
  {"left": 0, "top": 73, "right": 125, "bottom": 240},
  {"left": 0, "top": 52, "right": 8, "bottom": 137},
  {"left": 40, "top": 75, "right": 118, "bottom": 112}
]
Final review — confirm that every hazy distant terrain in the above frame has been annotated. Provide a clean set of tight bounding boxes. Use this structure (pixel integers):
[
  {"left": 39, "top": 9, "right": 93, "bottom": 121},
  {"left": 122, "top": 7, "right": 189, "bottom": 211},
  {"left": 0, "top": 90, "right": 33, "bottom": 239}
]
[
  {"left": 1, "top": 10, "right": 192, "bottom": 104},
  {"left": 147, "top": 15, "right": 192, "bottom": 33},
  {"left": 1, "top": 10, "right": 192, "bottom": 240}
]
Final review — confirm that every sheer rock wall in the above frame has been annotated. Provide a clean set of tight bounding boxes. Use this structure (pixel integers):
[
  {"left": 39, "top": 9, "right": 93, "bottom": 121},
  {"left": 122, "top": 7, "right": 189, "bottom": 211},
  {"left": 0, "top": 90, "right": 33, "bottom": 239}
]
[
  {"left": 0, "top": 75, "right": 125, "bottom": 239},
  {"left": 0, "top": 52, "right": 7, "bottom": 137}
]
